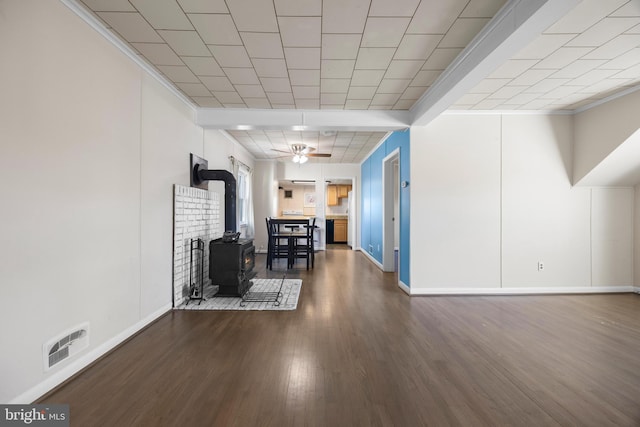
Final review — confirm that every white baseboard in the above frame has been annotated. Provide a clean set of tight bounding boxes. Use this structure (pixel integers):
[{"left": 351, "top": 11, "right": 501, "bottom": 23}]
[
  {"left": 634, "top": 287, "right": 640, "bottom": 294},
  {"left": 409, "top": 286, "right": 635, "bottom": 296},
  {"left": 10, "top": 303, "right": 172, "bottom": 404},
  {"left": 360, "top": 249, "right": 384, "bottom": 270},
  {"left": 398, "top": 280, "right": 410, "bottom": 295}
]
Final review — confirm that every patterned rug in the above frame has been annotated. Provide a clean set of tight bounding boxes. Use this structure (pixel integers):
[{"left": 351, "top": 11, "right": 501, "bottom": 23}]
[{"left": 177, "top": 278, "right": 302, "bottom": 311}]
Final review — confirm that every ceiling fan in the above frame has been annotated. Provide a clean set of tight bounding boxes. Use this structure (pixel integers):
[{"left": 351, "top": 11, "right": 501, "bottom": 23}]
[{"left": 272, "top": 144, "right": 331, "bottom": 164}]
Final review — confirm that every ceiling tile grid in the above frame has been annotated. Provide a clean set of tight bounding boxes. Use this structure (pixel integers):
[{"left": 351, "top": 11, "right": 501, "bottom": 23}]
[
  {"left": 79, "top": 0, "right": 508, "bottom": 111},
  {"left": 452, "top": 0, "right": 640, "bottom": 111}
]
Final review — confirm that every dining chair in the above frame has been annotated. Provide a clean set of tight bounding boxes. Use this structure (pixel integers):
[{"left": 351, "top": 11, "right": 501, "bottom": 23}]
[
  {"left": 266, "top": 218, "right": 291, "bottom": 270},
  {"left": 291, "top": 217, "right": 316, "bottom": 270}
]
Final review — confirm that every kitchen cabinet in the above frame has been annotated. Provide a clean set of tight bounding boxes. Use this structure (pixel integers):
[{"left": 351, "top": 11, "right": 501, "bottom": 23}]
[
  {"left": 334, "top": 219, "right": 348, "bottom": 242},
  {"left": 337, "top": 185, "right": 351, "bottom": 198},
  {"left": 327, "top": 185, "right": 339, "bottom": 206}
]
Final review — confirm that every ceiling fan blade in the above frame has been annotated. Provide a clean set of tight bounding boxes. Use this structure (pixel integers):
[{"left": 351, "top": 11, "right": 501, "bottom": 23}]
[
  {"left": 307, "top": 153, "right": 331, "bottom": 157},
  {"left": 302, "top": 146, "right": 316, "bottom": 154}
]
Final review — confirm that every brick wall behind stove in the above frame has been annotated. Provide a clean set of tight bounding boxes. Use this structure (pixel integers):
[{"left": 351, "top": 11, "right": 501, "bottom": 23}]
[{"left": 173, "top": 184, "right": 222, "bottom": 306}]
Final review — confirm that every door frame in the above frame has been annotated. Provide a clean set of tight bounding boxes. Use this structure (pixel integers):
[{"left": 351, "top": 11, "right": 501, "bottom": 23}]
[{"left": 382, "top": 149, "right": 400, "bottom": 272}]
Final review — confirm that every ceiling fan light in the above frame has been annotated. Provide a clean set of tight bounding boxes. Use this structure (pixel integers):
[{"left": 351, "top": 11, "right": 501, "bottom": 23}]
[
  {"left": 299, "top": 155, "right": 308, "bottom": 164},
  {"left": 292, "top": 154, "right": 300, "bottom": 163}
]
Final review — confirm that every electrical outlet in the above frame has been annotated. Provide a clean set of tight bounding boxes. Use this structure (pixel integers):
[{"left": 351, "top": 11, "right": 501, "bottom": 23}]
[{"left": 538, "top": 261, "right": 544, "bottom": 271}]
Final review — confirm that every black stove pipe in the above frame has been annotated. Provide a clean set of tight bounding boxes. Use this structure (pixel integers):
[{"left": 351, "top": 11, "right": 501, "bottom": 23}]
[{"left": 193, "top": 165, "right": 237, "bottom": 232}]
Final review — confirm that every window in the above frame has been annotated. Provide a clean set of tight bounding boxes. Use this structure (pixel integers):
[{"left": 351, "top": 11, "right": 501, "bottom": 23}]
[{"left": 237, "top": 169, "right": 249, "bottom": 226}]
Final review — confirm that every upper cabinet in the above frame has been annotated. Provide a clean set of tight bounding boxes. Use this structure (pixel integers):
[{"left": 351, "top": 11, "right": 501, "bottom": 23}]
[
  {"left": 337, "top": 185, "right": 350, "bottom": 198},
  {"left": 327, "top": 184, "right": 352, "bottom": 206}
]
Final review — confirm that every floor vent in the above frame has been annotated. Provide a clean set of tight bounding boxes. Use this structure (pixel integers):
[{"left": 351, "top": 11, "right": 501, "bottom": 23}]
[{"left": 44, "top": 322, "right": 89, "bottom": 371}]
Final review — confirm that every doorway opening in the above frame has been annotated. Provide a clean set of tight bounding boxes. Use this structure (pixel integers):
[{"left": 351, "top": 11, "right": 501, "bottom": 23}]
[
  {"left": 325, "top": 178, "right": 355, "bottom": 250},
  {"left": 383, "top": 149, "right": 400, "bottom": 273}
]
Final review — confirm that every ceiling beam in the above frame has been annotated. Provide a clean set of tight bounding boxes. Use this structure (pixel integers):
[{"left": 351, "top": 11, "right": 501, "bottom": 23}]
[
  {"left": 196, "top": 108, "right": 410, "bottom": 131},
  {"left": 410, "top": 0, "right": 580, "bottom": 127}
]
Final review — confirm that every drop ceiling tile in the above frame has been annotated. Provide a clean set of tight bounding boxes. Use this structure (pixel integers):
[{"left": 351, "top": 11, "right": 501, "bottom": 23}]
[
  {"left": 472, "top": 98, "right": 505, "bottom": 109},
  {"left": 613, "top": 63, "right": 640, "bottom": 78},
  {"left": 422, "top": 48, "right": 463, "bottom": 70},
  {"left": 384, "top": 60, "right": 423, "bottom": 79},
  {"left": 611, "top": 2, "right": 640, "bottom": 16},
  {"left": 273, "top": 104, "right": 297, "bottom": 109},
  {"left": 97, "top": 12, "right": 164, "bottom": 43},
  {"left": 569, "top": 69, "right": 621, "bottom": 86},
  {"left": 509, "top": 69, "right": 555, "bottom": 86},
  {"left": 533, "top": 47, "right": 592, "bottom": 69},
  {"left": 132, "top": 43, "right": 183, "bottom": 65},
  {"left": 81, "top": 0, "right": 136, "bottom": 11},
  {"left": 284, "top": 48, "right": 321, "bottom": 69},
  {"left": 625, "top": 23, "right": 640, "bottom": 33},
  {"left": 158, "top": 31, "right": 210, "bottom": 56},
  {"left": 351, "top": 70, "right": 386, "bottom": 86},
  {"left": 296, "top": 99, "right": 321, "bottom": 109},
  {"left": 225, "top": 0, "right": 278, "bottom": 32},
  {"left": 395, "top": 35, "right": 442, "bottom": 60},
  {"left": 177, "top": 0, "right": 228, "bottom": 13},
  {"left": 209, "top": 45, "right": 252, "bottom": 67},
  {"left": 322, "top": 0, "right": 369, "bottom": 34},
  {"left": 505, "top": 92, "right": 541, "bottom": 105},
  {"left": 369, "top": 0, "right": 419, "bottom": 17},
  {"left": 289, "top": 70, "right": 320, "bottom": 86},
  {"left": 224, "top": 68, "right": 260, "bottom": 85},
  {"left": 583, "top": 35, "right": 640, "bottom": 60},
  {"left": 461, "top": 0, "right": 507, "bottom": 18},
  {"left": 540, "top": 85, "right": 583, "bottom": 99},
  {"left": 253, "top": 59, "right": 288, "bottom": 77},
  {"left": 191, "top": 96, "right": 223, "bottom": 107},
  {"left": 566, "top": 18, "right": 639, "bottom": 47},
  {"left": 279, "top": 17, "right": 321, "bottom": 47},
  {"left": 369, "top": 105, "right": 394, "bottom": 110},
  {"left": 292, "top": 86, "right": 320, "bottom": 98},
  {"left": 545, "top": 0, "right": 628, "bottom": 33},
  {"left": 524, "top": 78, "right": 571, "bottom": 94},
  {"left": 214, "top": 91, "right": 243, "bottom": 103},
  {"left": 487, "top": 85, "right": 527, "bottom": 99},
  {"left": 274, "top": 0, "right": 321, "bottom": 16},
  {"left": 455, "top": 93, "right": 488, "bottom": 105},
  {"left": 520, "top": 98, "right": 553, "bottom": 109},
  {"left": 222, "top": 103, "right": 247, "bottom": 108},
  {"left": 439, "top": 18, "right": 490, "bottom": 48},
  {"left": 177, "top": 82, "right": 211, "bottom": 96},
  {"left": 130, "top": 0, "right": 193, "bottom": 30},
  {"left": 321, "top": 93, "right": 347, "bottom": 104},
  {"left": 371, "top": 93, "right": 400, "bottom": 105},
  {"left": 551, "top": 60, "right": 607, "bottom": 78},
  {"left": 377, "top": 79, "right": 411, "bottom": 93},
  {"left": 512, "top": 34, "right": 577, "bottom": 60},
  {"left": 599, "top": 47, "right": 640, "bottom": 69},
  {"left": 401, "top": 86, "right": 428, "bottom": 99},
  {"left": 354, "top": 48, "right": 395, "bottom": 69},
  {"left": 581, "top": 78, "right": 633, "bottom": 93},
  {"left": 489, "top": 59, "right": 539, "bottom": 78},
  {"left": 347, "top": 86, "right": 377, "bottom": 99},
  {"left": 321, "top": 60, "right": 356, "bottom": 78},
  {"left": 182, "top": 56, "right": 224, "bottom": 75},
  {"left": 361, "top": 18, "right": 411, "bottom": 48},
  {"left": 469, "top": 78, "right": 511, "bottom": 93},
  {"left": 321, "top": 79, "right": 350, "bottom": 93},
  {"left": 267, "top": 92, "right": 295, "bottom": 104},
  {"left": 157, "top": 65, "right": 199, "bottom": 82},
  {"left": 189, "top": 14, "right": 241, "bottom": 45},
  {"left": 322, "top": 34, "right": 361, "bottom": 59},
  {"left": 260, "top": 77, "right": 292, "bottom": 92},
  {"left": 240, "top": 33, "right": 285, "bottom": 59},
  {"left": 200, "top": 76, "right": 234, "bottom": 91},
  {"left": 237, "top": 86, "right": 266, "bottom": 98},
  {"left": 393, "top": 99, "right": 416, "bottom": 109},
  {"left": 411, "top": 70, "right": 440, "bottom": 86},
  {"left": 407, "top": 0, "right": 467, "bottom": 34}
]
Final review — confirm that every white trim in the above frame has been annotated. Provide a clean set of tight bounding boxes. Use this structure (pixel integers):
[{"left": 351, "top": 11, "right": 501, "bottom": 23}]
[
  {"left": 382, "top": 149, "right": 400, "bottom": 272},
  {"left": 60, "top": 0, "right": 195, "bottom": 112},
  {"left": 360, "top": 249, "right": 384, "bottom": 270},
  {"left": 360, "top": 131, "right": 394, "bottom": 165},
  {"left": 398, "top": 281, "right": 411, "bottom": 295},
  {"left": 9, "top": 304, "right": 171, "bottom": 404},
  {"left": 409, "top": 286, "right": 635, "bottom": 296},
  {"left": 634, "top": 287, "right": 640, "bottom": 294}
]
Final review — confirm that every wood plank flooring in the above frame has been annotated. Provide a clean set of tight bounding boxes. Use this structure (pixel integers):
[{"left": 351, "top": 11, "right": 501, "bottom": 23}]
[{"left": 41, "top": 249, "right": 640, "bottom": 426}]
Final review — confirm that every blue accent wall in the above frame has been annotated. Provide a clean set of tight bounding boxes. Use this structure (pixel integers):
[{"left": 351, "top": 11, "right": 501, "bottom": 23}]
[{"left": 360, "top": 130, "right": 410, "bottom": 286}]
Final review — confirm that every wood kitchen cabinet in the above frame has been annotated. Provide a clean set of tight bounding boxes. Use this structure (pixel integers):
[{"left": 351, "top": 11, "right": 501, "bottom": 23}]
[
  {"left": 337, "top": 185, "right": 351, "bottom": 198},
  {"left": 327, "top": 185, "right": 339, "bottom": 206},
  {"left": 334, "top": 219, "right": 348, "bottom": 242}
]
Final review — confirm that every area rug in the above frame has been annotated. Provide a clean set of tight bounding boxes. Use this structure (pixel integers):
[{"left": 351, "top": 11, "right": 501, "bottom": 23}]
[{"left": 177, "top": 278, "right": 302, "bottom": 311}]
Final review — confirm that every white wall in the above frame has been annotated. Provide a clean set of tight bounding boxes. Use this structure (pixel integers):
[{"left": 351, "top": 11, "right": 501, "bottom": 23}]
[
  {"left": 636, "top": 185, "right": 640, "bottom": 288},
  {"left": 252, "top": 161, "right": 278, "bottom": 252},
  {"left": 0, "top": 0, "right": 207, "bottom": 403},
  {"left": 410, "top": 113, "right": 634, "bottom": 294}
]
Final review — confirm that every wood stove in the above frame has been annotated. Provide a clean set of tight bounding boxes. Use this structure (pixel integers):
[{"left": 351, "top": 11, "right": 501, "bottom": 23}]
[{"left": 209, "top": 238, "right": 256, "bottom": 297}]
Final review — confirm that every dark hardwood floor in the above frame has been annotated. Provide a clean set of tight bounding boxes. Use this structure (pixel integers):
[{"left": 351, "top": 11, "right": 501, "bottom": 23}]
[{"left": 41, "top": 250, "right": 640, "bottom": 426}]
